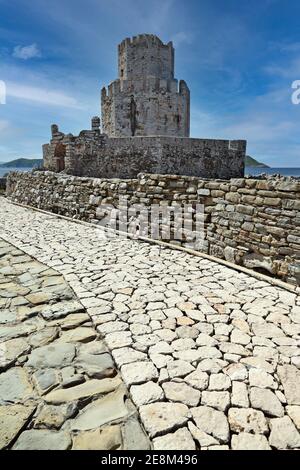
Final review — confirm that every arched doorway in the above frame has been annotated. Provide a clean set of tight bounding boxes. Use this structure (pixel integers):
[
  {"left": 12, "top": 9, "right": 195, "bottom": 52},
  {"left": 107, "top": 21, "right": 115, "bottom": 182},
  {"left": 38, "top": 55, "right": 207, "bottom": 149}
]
[{"left": 54, "top": 143, "right": 66, "bottom": 172}]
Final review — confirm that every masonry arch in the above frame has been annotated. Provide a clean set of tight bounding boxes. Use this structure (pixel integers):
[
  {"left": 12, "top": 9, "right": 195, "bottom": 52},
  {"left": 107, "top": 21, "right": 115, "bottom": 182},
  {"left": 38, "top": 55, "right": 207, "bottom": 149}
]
[{"left": 54, "top": 143, "right": 66, "bottom": 172}]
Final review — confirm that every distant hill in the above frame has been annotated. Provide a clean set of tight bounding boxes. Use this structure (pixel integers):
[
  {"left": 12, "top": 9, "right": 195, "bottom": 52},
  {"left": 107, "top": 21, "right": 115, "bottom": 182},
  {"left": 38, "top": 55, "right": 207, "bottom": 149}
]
[
  {"left": 0, "top": 158, "right": 43, "bottom": 168},
  {"left": 245, "top": 155, "right": 269, "bottom": 168}
]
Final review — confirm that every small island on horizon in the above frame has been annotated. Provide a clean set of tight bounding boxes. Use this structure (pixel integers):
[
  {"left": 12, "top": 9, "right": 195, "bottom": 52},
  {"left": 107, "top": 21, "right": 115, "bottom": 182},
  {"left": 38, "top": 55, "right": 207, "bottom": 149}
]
[
  {"left": 245, "top": 155, "right": 269, "bottom": 168},
  {"left": 0, "top": 158, "right": 43, "bottom": 169}
]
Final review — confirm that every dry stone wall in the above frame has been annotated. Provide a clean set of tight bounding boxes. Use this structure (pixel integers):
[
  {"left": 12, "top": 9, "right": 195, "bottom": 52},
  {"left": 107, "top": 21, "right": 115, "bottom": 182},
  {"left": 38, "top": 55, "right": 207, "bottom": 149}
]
[{"left": 6, "top": 171, "right": 300, "bottom": 285}]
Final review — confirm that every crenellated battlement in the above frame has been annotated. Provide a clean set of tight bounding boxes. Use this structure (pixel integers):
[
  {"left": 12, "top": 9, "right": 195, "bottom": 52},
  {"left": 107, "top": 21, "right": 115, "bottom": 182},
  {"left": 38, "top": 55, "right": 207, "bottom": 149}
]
[
  {"left": 117, "top": 34, "right": 174, "bottom": 82},
  {"left": 118, "top": 34, "right": 171, "bottom": 50},
  {"left": 102, "top": 76, "right": 190, "bottom": 99},
  {"left": 102, "top": 33, "right": 189, "bottom": 137}
]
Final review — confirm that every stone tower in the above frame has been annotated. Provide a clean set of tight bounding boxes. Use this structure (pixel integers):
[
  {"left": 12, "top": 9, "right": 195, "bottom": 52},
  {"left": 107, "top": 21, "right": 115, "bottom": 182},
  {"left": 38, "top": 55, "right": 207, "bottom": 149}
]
[{"left": 101, "top": 34, "right": 190, "bottom": 137}]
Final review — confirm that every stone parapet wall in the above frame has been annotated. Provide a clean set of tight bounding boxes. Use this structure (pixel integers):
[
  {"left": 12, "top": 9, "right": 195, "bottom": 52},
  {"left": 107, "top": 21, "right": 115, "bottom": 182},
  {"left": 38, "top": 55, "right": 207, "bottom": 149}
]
[
  {"left": 77, "top": 136, "right": 245, "bottom": 179},
  {"left": 6, "top": 171, "right": 300, "bottom": 285},
  {"left": 43, "top": 133, "right": 246, "bottom": 179}
]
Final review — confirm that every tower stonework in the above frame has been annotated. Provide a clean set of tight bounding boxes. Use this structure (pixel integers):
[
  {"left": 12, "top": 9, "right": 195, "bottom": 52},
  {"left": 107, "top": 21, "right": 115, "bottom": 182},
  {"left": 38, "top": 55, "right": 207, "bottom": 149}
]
[{"left": 101, "top": 34, "right": 190, "bottom": 137}]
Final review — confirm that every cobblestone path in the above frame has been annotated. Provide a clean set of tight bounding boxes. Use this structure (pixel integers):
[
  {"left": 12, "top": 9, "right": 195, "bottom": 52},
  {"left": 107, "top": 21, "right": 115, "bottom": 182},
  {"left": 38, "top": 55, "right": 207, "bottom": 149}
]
[
  {"left": 0, "top": 198, "right": 300, "bottom": 450},
  {"left": 0, "top": 238, "right": 149, "bottom": 449}
]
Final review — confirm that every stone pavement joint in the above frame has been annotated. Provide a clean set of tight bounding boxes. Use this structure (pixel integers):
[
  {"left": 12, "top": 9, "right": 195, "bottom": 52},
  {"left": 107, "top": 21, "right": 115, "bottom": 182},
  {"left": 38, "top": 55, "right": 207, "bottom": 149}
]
[
  {"left": 0, "top": 238, "right": 149, "bottom": 450},
  {"left": 0, "top": 198, "right": 300, "bottom": 450}
]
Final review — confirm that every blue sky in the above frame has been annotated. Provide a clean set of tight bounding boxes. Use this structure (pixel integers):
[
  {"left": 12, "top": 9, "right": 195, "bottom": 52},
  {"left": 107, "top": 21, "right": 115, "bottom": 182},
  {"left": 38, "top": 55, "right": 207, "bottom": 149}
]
[{"left": 0, "top": 0, "right": 300, "bottom": 166}]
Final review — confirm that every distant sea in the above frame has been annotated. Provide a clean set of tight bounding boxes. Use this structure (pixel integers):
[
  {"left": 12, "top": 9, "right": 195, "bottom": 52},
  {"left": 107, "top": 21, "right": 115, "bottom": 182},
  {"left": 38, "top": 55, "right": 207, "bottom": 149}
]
[{"left": 245, "top": 167, "right": 300, "bottom": 177}]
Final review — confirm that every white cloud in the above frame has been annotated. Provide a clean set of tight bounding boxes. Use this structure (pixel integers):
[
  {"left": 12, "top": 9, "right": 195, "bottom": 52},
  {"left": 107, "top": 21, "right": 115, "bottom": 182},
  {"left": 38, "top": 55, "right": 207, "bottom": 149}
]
[
  {"left": 146, "top": 0, "right": 174, "bottom": 33},
  {"left": 0, "top": 120, "right": 9, "bottom": 132},
  {"left": 280, "top": 42, "right": 300, "bottom": 53},
  {"left": 6, "top": 81, "right": 82, "bottom": 108},
  {"left": 190, "top": 83, "right": 300, "bottom": 166},
  {"left": 0, "top": 79, "right": 6, "bottom": 104},
  {"left": 264, "top": 57, "right": 300, "bottom": 79},
  {"left": 171, "top": 32, "right": 193, "bottom": 48},
  {"left": 13, "top": 43, "right": 41, "bottom": 60},
  {"left": 223, "top": 117, "right": 296, "bottom": 143},
  {"left": 269, "top": 41, "right": 300, "bottom": 53}
]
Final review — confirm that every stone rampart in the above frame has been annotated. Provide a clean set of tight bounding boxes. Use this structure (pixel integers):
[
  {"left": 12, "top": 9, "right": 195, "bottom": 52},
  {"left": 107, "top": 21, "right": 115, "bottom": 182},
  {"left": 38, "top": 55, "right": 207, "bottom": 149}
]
[
  {"left": 6, "top": 171, "right": 300, "bottom": 285},
  {"left": 43, "top": 130, "right": 246, "bottom": 180}
]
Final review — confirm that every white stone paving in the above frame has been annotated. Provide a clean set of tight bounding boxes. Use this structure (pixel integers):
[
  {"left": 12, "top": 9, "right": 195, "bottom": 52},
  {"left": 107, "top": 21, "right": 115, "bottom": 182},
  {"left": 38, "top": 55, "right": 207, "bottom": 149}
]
[{"left": 0, "top": 197, "right": 300, "bottom": 450}]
